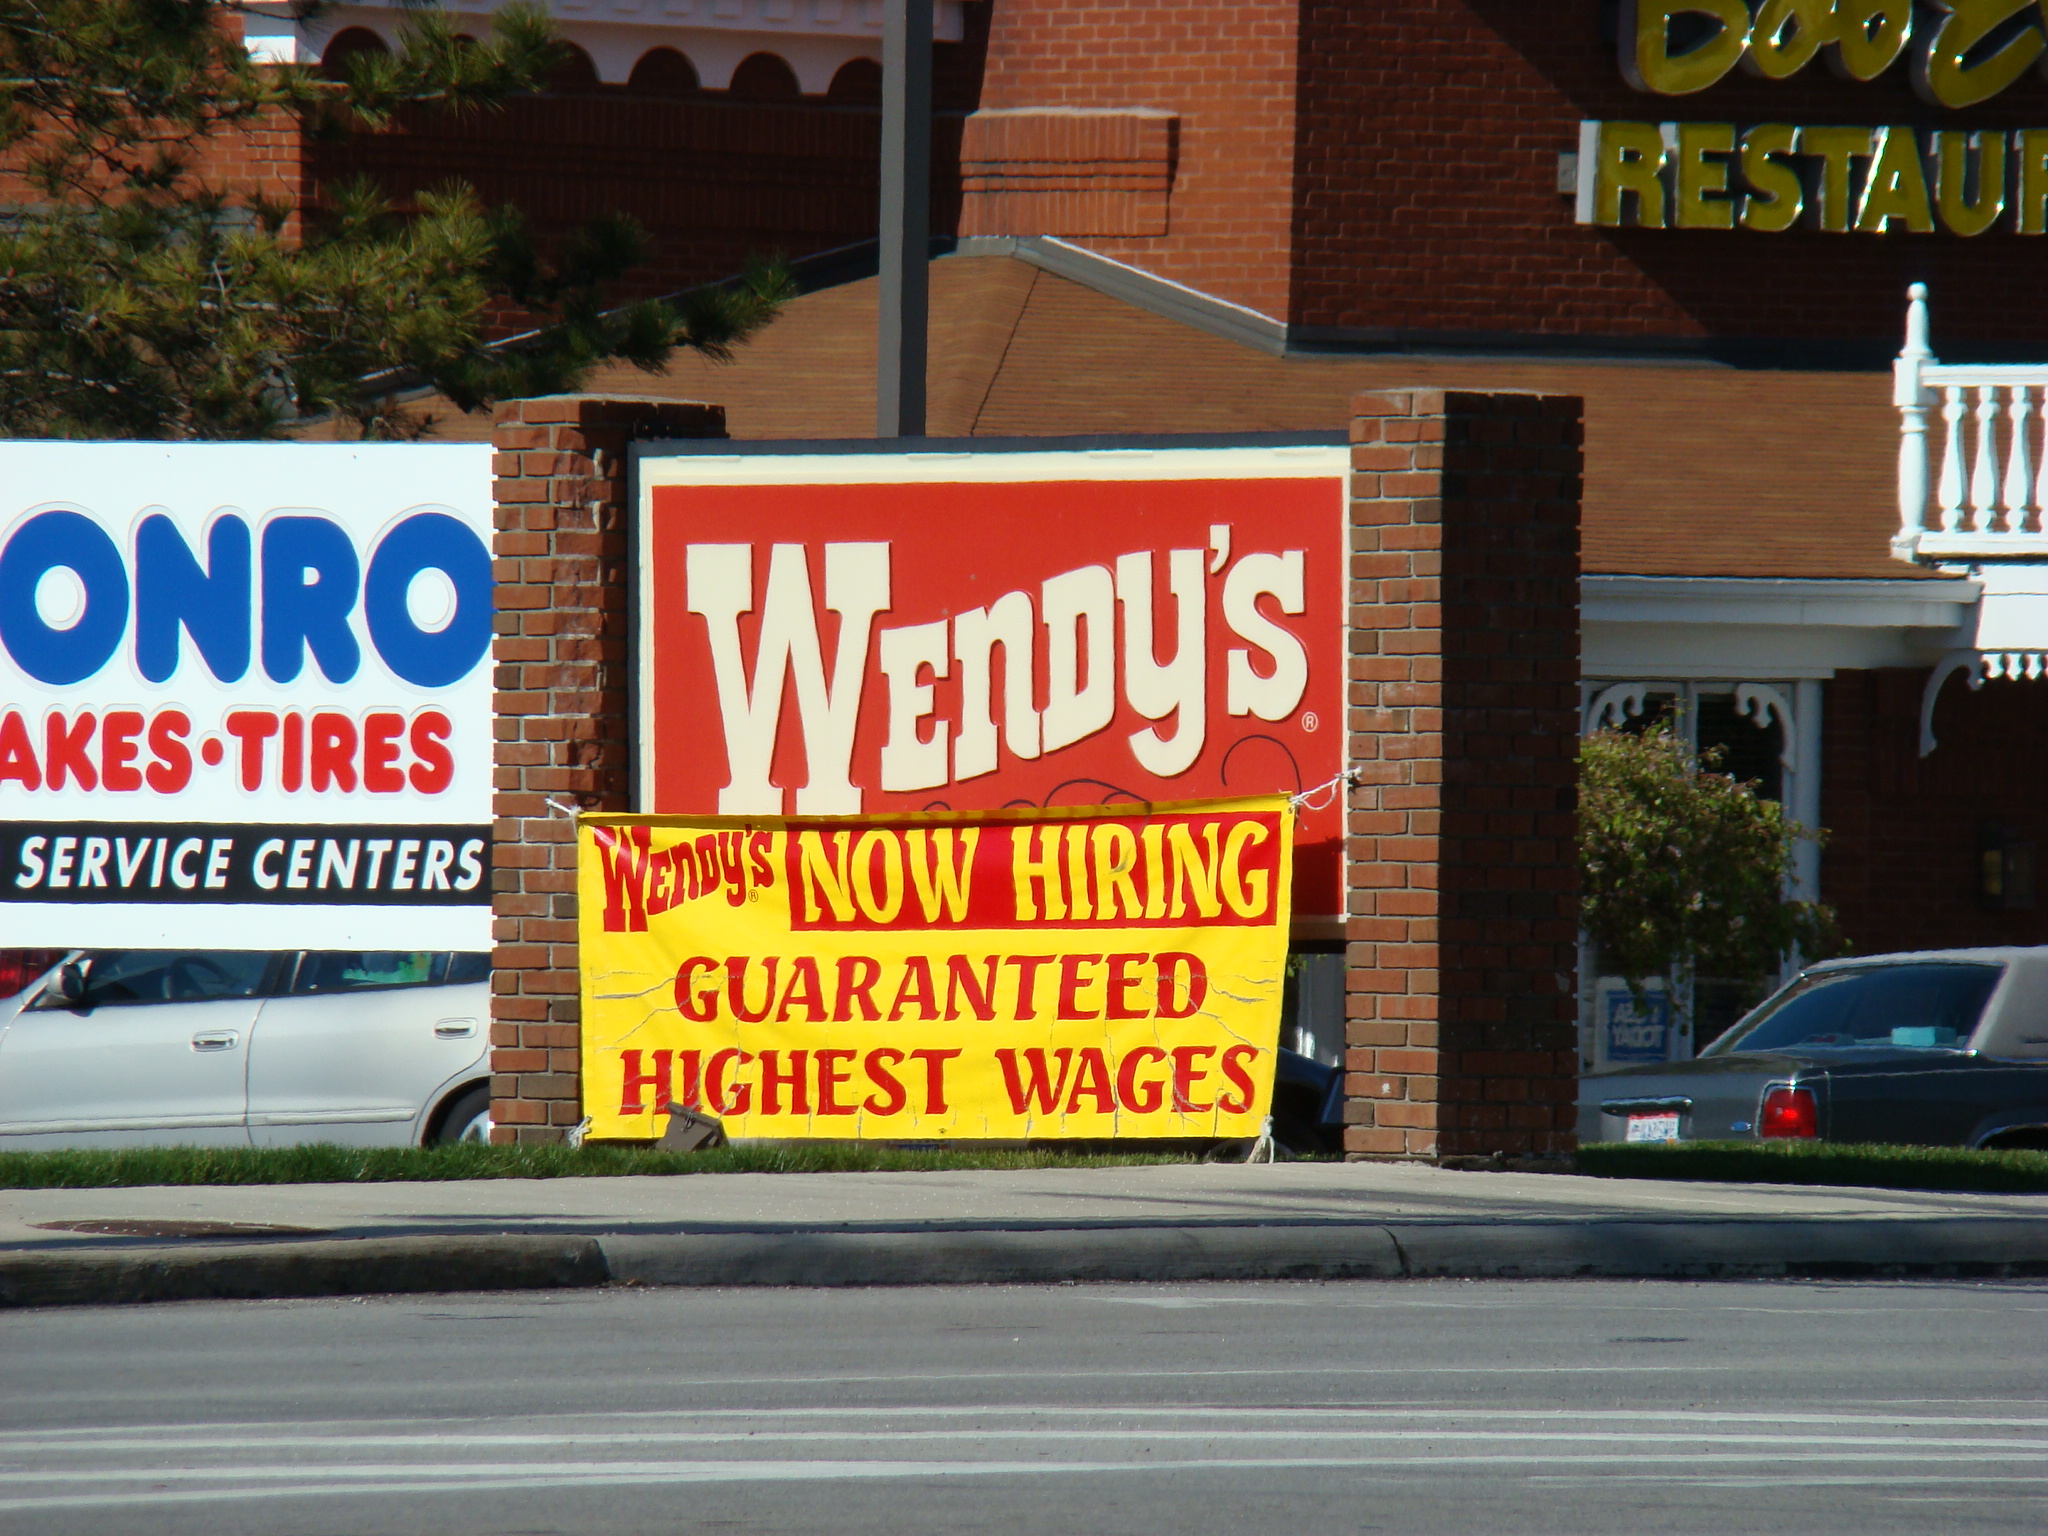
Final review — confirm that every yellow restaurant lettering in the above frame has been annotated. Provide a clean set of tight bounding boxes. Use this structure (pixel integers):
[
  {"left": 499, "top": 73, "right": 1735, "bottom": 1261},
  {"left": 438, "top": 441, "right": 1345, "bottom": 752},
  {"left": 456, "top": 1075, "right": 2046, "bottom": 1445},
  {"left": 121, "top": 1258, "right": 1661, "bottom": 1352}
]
[
  {"left": 1576, "top": 121, "right": 2048, "bottom": 235},
  {"left": 1623, "top": 2, "right": 2046, "bottom": 110}
]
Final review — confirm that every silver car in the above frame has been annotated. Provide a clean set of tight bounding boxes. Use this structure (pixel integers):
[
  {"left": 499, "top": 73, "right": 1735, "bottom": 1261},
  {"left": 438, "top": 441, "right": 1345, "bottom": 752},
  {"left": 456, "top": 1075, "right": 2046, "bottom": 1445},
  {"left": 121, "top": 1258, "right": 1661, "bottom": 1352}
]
[
  {"left": 0, "top": 949, "right": 492, "bottom": 1151},
  {"left": 1579, "top": 948, "right": 2048, "bottom": 1149}
]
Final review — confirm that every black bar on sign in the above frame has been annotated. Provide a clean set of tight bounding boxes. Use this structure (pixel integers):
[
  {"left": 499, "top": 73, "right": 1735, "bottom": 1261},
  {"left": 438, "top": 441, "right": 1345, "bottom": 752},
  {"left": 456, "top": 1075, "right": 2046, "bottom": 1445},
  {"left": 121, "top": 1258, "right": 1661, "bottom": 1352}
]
[{"left": 0, "top": 823, "right": 492, "bottom": 905}]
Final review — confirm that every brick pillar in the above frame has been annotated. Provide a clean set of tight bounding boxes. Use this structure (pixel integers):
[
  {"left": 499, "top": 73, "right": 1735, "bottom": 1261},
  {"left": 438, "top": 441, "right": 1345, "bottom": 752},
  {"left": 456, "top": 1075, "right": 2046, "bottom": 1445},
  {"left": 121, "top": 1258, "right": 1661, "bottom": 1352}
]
[
  {"left": 1343, "top": 389, "right": 1583, "bottom": 1162},
  {"left": 490, "top": 395, "right": 725, "bottom": 1144}
]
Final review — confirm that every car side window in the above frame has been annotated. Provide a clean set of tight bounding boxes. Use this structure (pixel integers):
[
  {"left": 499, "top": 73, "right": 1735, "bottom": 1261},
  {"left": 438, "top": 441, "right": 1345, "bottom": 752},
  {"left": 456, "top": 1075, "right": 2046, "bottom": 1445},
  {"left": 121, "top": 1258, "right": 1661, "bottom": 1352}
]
[
  {"left": 291, "top": 952, "right": 445, "bottom": 995},
  {"left": 444, "top": 952, "right": 490, "bottom": 985},
  {"left": 31, "top": 951, "right": 274, "bottom": 1011}
]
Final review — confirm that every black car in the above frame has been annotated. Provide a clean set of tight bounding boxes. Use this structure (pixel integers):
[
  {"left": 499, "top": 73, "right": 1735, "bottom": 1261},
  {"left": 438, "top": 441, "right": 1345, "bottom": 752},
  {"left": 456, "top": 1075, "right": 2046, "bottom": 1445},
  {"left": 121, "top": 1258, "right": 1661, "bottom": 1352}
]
[{"left": 1578, "top": 948, "right": 2048, "bottom": 1149}]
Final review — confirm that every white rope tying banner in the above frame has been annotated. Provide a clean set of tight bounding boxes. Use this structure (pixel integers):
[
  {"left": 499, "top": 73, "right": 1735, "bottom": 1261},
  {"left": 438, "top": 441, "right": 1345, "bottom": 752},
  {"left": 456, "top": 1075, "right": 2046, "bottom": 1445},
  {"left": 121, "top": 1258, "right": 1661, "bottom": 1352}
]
[
  {"left": 546, "top": 798, "right": 583, "bottom": 821},
  {"left": 1289, "top": 765, "right": 1367, "bottom": 813},
  {"left": 1243, "top": 1115, "right": 1281, "bottom": 1164}
]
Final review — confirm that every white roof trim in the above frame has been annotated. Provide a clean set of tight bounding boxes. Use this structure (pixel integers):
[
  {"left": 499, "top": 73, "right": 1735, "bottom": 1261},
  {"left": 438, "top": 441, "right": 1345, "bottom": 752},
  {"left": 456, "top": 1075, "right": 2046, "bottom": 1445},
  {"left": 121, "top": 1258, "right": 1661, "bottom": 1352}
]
[
  {"left": 1583, "top": 575, "right": 1981, "bottom": 630},
  {"left": 1583, "top": 575, "right": 1983, "bottom": 680},
  {"left": 954, "top": 237, "right": 1290, "bottom": 356}
]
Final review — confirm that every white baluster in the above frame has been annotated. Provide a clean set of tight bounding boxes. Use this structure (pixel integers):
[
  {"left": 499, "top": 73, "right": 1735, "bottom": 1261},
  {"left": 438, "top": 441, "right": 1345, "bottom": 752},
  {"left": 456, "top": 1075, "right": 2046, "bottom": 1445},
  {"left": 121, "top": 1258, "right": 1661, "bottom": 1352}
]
[
  {"left": 1972, "top": 385, "right": 2003, "bottom": 533},
  {"left": 2037, "top": 400, "right": 2048, "bottom": 530},
  {"left": 1939, "top": 385, "right": 1968, "bottom": 532},
  {"left": 2006, "top": 385, "right": 2037, "bottom": 537},
  {"left": 1894, "top": 284, "right": 1933, "bottom": 552}
]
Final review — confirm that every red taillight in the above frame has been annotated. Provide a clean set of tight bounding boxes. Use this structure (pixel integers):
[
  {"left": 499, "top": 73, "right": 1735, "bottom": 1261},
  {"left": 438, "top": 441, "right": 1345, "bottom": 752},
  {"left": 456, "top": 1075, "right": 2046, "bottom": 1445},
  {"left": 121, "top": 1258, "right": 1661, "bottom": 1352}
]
[
  {"left": 0, "top": 951, "right": 62, "bottom": 1000},
  {"left": 1759, "top": 1085, "right": 1819, "bottom": 1140}
]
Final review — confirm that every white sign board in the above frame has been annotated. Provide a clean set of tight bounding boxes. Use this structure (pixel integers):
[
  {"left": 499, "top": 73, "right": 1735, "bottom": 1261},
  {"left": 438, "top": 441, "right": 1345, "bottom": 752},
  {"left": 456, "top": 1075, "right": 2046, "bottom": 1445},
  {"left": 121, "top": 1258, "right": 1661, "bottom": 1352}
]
[{"left": 0, "top": 443, "right": 494, "bottom": 948}]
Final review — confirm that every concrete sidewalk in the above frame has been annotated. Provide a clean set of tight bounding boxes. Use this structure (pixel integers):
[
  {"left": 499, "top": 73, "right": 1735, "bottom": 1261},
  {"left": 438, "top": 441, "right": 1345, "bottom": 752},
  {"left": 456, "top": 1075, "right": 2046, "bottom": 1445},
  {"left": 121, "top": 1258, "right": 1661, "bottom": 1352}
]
[{"left": 4, "top": 1162, "right": 2047, "bottom": 1307}]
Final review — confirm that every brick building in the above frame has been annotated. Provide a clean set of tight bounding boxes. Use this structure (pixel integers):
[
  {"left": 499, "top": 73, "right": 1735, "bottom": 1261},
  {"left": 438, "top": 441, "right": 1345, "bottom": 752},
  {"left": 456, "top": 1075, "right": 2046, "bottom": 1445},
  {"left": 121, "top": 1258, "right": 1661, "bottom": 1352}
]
[{"left": 241, "top": 3, "right": 2048, "bottom": 1145}]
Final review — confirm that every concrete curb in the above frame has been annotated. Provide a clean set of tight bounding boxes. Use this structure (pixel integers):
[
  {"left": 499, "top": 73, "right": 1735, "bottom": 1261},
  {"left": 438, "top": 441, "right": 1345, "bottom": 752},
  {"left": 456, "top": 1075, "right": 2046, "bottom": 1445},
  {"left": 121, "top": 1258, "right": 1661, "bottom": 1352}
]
[
  {"left": 0, "top": 1234, "right": 608, "bottom": 1309},
  {"left": 1388, "top": 1218, "right": 2048, "bottom": 1280},
  {"left": 599, "top": 1224, "right": 1409, "bottom": 1288},
  {"left": 5, "top": 1218, "right": 2048, "bottom": 1308}
]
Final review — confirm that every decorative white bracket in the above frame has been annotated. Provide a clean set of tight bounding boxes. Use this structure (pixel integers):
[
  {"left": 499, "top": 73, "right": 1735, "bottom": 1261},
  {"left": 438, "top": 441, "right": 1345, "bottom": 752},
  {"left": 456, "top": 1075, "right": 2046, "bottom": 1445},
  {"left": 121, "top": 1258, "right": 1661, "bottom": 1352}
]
[
  {"left": 1921, "top": 648, "right": 2048, "bottom": 756},
  {"left": 1920, "top": 648, "right": 1987, "bottom": 757},
  {"left": 1734, "top": 683, "right": 1798, "bottom": 773},
  {"left": 1582, "top": 682, "right": 1649, "bottom": 736}
]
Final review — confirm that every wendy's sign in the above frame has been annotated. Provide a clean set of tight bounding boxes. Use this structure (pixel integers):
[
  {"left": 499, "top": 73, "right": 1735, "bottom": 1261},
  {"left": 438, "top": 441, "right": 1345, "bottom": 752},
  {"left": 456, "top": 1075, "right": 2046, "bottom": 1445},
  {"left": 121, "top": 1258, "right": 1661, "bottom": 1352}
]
[{"left": 631, "top": 437, "right": 1350, "bottom": 917}]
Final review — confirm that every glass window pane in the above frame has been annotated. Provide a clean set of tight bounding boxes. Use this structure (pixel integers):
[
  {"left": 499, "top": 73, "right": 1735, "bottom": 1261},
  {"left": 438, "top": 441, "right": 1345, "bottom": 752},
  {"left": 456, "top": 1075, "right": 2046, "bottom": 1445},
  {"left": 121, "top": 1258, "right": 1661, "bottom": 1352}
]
[
  {"left": 1710, "top": 963, "right": 2000, "bottom": 1054},
  {"left": 1695, "top": 693, "right": 1784, "bottom": 803},
  {"left": 33, "top": 951, "right": 273, "bottom": 1010},
  {"left": 444, "top": 952, "right": 491, "bottom": 985},
  {"left": 292, "top": 951, "right": 442, "bottom": 995}
]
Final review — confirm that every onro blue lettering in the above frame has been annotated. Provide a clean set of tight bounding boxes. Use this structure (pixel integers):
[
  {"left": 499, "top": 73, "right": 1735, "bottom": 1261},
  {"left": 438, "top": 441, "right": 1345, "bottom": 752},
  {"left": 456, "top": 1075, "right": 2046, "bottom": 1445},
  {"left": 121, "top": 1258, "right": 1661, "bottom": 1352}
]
[{"left": 0, "top": 509, "right": 491, "bottom": 689}]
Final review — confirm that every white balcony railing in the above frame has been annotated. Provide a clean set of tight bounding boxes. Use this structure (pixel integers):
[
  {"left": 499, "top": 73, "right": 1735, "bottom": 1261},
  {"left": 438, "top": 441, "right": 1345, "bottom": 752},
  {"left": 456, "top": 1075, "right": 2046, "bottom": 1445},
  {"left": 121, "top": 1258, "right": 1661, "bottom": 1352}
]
[{"left": 1896, "top": 283, "right": 2048, "bottom": 563}]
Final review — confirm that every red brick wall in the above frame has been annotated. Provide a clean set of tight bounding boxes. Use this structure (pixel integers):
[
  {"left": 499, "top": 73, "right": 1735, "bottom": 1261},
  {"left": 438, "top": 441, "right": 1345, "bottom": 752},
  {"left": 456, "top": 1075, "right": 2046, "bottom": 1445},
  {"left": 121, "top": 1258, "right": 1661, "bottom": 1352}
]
[
  {"left": 309, "top": 15, "right": 990, "bottom": 308},
  {"left": 314, "top": 94, "right": 966, "bottom": 305},
  {"left": 1, "top": 3, "right": 307, "bottom": 244},
  {"left": 1344, "top": 388, "right": 1582, "bottom": 1160},
  {"left": 120, "top": 3, "right": 2048, "bottom": 352},
  {"left": 1291, "top": 1, "right": 2048, "bottom": 348},
  {"left": 490, "top": 395, "right": 726, "bottom": 1144},
  {"left": 186, "top": 105, "right": 308, "bottom": 242},
  {"left": 974, "top": 0, "right": 1301, "bottom": 320},
  {"left": 959, "top": 108, "right": 1177, "bottom": 238},
  {"left": 1822, "top": 668, "right": 2048, "bottom": 958}
]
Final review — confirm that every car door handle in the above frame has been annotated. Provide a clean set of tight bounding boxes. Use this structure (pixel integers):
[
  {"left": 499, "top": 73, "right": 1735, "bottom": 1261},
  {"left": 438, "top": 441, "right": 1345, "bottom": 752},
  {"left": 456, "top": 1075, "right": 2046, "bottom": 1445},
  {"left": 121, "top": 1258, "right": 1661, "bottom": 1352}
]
[
  {"left": 191, "top": 1032, "right": 240, "bottom": 1052},
  {"left": 435, "top": 1019, "right": 478, "bottom": 1040}
]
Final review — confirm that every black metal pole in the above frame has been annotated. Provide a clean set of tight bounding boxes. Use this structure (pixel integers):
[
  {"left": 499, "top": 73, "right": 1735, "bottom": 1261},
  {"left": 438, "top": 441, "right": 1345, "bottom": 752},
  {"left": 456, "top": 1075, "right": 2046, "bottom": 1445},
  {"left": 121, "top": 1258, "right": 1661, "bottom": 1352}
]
[{"left": 879, "top": 0, "right": 932, "bottom": 438}]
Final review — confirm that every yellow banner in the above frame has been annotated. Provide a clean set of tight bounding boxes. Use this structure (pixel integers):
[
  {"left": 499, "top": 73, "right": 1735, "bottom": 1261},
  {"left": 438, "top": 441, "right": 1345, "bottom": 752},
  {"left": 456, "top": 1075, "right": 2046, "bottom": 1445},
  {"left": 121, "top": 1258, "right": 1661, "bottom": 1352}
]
[{"left": 577, "top": 797, "right": 1294, "bottom": 1141}]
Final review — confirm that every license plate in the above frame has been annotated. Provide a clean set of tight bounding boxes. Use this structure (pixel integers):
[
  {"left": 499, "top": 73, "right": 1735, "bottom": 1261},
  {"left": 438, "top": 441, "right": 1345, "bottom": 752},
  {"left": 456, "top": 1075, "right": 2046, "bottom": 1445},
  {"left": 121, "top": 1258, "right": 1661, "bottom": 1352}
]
[{"left": 1625, "top": 1113, "right": 1681, "bottom": 1143}]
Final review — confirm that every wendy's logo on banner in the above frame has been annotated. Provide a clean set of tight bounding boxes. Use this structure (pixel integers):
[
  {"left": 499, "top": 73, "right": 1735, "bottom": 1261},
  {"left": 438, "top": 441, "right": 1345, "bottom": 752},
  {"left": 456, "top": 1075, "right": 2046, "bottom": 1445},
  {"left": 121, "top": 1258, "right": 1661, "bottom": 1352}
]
[{"left": 634, "top": 440, "right": 1349, "bottom": 914}]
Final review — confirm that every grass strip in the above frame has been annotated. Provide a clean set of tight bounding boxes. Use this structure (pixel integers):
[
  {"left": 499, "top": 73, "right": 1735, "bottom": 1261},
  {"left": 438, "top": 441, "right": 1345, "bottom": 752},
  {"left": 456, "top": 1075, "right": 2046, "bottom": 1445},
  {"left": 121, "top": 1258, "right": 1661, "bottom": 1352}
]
[
  {"left": 1577, "top": 1139, "right": 2048, "bottom": 1195},
  {"left": 0, "top": 1142, "right": 1195, "bottom": 1191}
]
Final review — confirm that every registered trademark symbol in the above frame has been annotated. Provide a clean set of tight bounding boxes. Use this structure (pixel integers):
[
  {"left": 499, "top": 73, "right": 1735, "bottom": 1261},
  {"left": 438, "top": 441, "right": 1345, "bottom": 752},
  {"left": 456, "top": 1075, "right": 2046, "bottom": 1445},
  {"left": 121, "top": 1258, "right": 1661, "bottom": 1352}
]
[{"left": 1300, "top": 712, "right": 1319, "bottom": 733}]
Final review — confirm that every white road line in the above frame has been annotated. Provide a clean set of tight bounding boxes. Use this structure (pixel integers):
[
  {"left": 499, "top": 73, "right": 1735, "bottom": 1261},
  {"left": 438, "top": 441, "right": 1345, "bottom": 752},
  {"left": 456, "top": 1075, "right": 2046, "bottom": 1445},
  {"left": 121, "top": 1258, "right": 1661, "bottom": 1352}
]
[
  {"left": 1538, "top": 1474, "right": 2048, "bottom": 1488},
  {"left": 2, "top": 1427, "right": 2045, "bottom": 1460},
  {"left": 10, "top": 1403, "right": 2048, "bottom": 1449},
  {"left": 0, "top": 1362, "right": 1764, "bottom": 1408},
  {"left": 1088, "top": 1297, "right": 2048, "bottom": 1315},
  {"left": 5, "top": 1451, "right": 2048, "bottom": 1513}
]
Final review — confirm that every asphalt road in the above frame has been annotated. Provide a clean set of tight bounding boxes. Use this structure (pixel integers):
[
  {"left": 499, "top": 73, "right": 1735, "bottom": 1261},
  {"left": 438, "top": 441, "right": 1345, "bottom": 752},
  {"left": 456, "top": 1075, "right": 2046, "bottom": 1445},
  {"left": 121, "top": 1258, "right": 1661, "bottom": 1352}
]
[{"left": 2, "top": 1279, "right": 2046, "bottom": 1535}]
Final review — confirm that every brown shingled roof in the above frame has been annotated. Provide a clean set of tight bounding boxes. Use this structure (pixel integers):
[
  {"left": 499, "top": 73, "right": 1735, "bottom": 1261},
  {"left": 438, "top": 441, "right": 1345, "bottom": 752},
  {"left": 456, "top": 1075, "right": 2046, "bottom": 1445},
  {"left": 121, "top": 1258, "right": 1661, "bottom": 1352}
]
[{"left": 407, "top": 253, "right": 1915, "bottom": 580}]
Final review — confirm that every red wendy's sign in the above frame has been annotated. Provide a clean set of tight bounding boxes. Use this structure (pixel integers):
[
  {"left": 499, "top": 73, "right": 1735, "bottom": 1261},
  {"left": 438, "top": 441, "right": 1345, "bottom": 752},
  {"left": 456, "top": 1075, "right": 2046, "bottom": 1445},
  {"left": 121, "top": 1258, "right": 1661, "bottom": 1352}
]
[{"left": 632, "top": 439, "right": 1349, "bottom": 915}]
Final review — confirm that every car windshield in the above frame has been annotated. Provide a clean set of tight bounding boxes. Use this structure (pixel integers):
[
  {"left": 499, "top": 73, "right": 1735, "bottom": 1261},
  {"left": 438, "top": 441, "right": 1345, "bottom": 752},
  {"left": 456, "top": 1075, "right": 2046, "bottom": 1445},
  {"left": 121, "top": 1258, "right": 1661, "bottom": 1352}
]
[
  {"left": 1705, "top": 962, "right": 2002, "bottom": 1055},
  {"left": 30, "top": 951, "right": 273, "bottom": 1010}
]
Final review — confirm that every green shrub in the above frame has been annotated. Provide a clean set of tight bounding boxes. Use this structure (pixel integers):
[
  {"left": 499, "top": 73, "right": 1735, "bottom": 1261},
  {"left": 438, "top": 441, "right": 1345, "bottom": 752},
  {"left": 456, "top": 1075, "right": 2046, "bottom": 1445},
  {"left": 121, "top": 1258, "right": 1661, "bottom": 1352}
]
[{"left": 1579, "top": 726, "right": 1843, "bottom": 995}]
